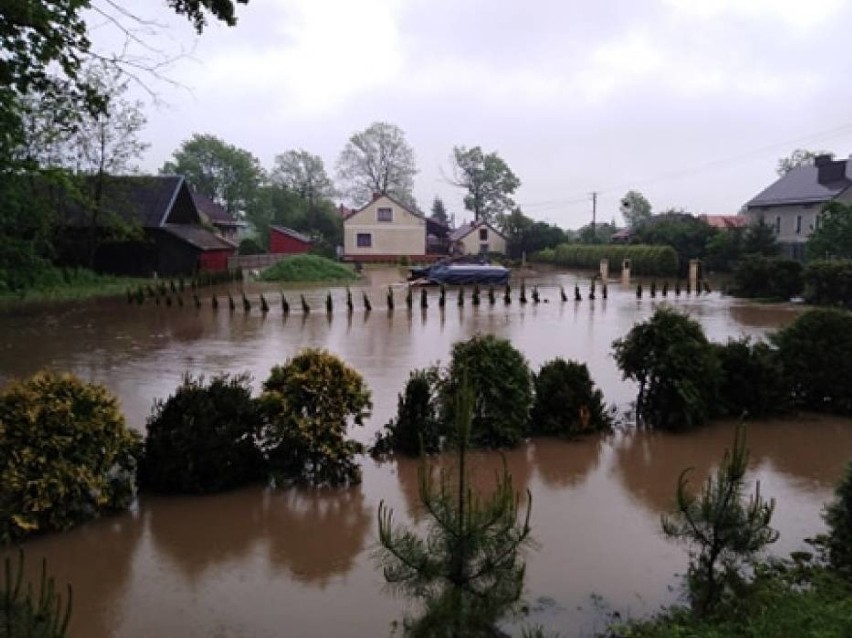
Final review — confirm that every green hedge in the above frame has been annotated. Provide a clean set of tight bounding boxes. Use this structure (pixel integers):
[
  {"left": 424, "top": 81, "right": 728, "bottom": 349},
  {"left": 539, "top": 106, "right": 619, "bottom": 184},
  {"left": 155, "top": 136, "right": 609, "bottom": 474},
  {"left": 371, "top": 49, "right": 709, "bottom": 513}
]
[
  {"left": 804, "top": 259, "right": 852, "bottom": 308},
  {"left": 532, "top": 243, "right": 678, "bottom": 276}
]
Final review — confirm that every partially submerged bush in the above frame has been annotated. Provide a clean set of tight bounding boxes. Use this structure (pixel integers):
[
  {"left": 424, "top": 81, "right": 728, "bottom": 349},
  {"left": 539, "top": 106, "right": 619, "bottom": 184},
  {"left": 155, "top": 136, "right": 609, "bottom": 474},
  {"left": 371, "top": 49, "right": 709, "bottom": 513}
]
[
  {"left": 260, "top": 349, "right": 371, "bottom": 486},
  {"left": 0, "top": 371, "right": 142, "bottom": 542},
  {"left": 714, "top": 338, "right": 788, "bottom": 418},
  {"left": 258, "top": 254, "right": 357, "bottom": 282},
  {"left": 441, "top": 334, "right": 533, "bottom": 448},
  {"left": 371, "top": 367, "right": 443, "bottom": 457},
  {"left": 771, "top": 308, "right": 852, "bottom": 415},
  {"left": 732, "top": 255, "right": 803, "bottom": 300},
  {"left": 824, "top": 461, "right": 852, "bottom": 580},
  {"left": 803, "top": 259, "right": 852, "bottom": 308},
  {"left": 141, "top": 372, "right": 265, "bottom": 494},
  {"left": 613, "top": 307, "right": 721, "bottom": 430},
  {"left": 530, "top": 358, "right": 611, "bottom": 436}
]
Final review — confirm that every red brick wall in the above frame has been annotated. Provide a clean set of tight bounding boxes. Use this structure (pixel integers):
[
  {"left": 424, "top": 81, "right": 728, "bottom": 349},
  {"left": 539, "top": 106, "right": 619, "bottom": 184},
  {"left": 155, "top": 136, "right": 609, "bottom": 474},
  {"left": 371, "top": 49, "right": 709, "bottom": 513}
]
[{"left": 269, "top": 229, "right": 311, "bottom": 254}]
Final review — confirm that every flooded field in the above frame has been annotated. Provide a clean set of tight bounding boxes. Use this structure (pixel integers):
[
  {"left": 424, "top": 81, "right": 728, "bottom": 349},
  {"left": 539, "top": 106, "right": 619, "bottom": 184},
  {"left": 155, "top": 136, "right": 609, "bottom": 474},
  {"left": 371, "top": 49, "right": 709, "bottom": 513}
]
[{"left": 1, "top": 267, "right": 849, "bottom": 637}]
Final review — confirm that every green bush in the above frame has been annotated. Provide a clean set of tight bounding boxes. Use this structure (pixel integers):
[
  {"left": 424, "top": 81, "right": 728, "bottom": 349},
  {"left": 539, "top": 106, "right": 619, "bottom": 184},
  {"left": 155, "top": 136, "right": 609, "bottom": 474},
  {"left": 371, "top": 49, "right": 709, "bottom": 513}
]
[
  {"left": 1, "top": 551, "right": 72, "bottom": 638},
  {"left": 260, "top": 349, "right": 372, "bottom": 486},
  {"left": 824, "top": 461, "right": 852, "bottom": 580},
  {"left": 140, "top": 373, "right": 265, "bottom": 494},
  {"left": 532, "top": 243, "right": 678, "bottom": 276},
  {"left": 238, "top": 237, "right": 264, "bottom": 255},
  {"left": 371, "top": 367, "right": 443, "bottom": 457},
  {"left": 0, "top": 371, "right": 142, "bottom": 543},
  {"left": 612, "top": 307, "right": 721, "bottom": 430},
  {"left": 258, "top": 254, "right": 357, "bottom": 282},
  {"left": 441, "top": 334, "right": 533, "bottom": 448},
  {"left": 771, "top": 308, "right": 852, "bottom": 414},
  {"left": 732, "top": 255, "right": 803, "bottom": 299},
  {"left": 530, "top": 358, "right": 611, "bottom": 436},
  {"left": 803, "top": 259, "right": 852, "bottom": 308},
  {"left": 713, "top": 338, "right": 788, "bottom": 418}
]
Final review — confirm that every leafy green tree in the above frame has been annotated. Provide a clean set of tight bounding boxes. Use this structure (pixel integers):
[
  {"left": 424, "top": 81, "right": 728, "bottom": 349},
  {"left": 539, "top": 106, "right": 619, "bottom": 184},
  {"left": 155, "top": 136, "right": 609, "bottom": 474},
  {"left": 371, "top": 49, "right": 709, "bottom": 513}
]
[
  {"left": 808, "top": 201, "right": 852, "bottom": 260},
  {"left": 631, "top": 214, "right": 717, "bottom": 274},
  {"left": 270, "top": 149, "right": 335, "bottom": 204},
  {"left": 530, "top": 358, "right": 611, "bottom": 436},
  {"left": 161, "top": 133, "right": 264, "bottom": 216},
  {"left": 441, "top": 334, "right": 533, "bottom": 448},
  {"left": 141, "top": 373, "right": 265, "bottom": 494},
  {"left": 732, "top": 255, "right": 803, "bottom": 300},
  {"left": 371, "top": 367, "right": 443, "bottom": 457},
  {"left": 713, "top": 338, "right": 788, "bottom": 418},
  {"left": 0, "top": 370, "right": 142, "bottom": 542},
  {"left": 577, "top": 221, "right": 617, "bottom": 244},
  {"left": 803, "top": 259, "right": 852, "bottom": 308},
  {"left": 776, "top": 148, "right": 834, "bottom": 176},
  {"left": 430, "top": 195, "right": 449, "bottom": 224},
  {"left": 742, "top": 218, "right": 781, "bottom": 257},
  {"left": 824, "top": 461, "right": 852, "bottom": 580},
  {"left": 612, "top": 307, "right": 721, "bottom": 430},
  {"left": 771, "top": 308, "right": 852, "bottom": 415},
  {"left": 620, "top": 190, "right": 652, "bottom": 228},
  {"left": 377, "top": 382, "right": 533, "bottom": 636},
  {"left": 260, "top": 349, "right": 372, "bottom": 486},
  {"left": 450, "top": 146, "right": 520, "bottom": 225},
  {"left": 662, "top": 426, "right": 778, "bottom": 616},
  {"left": 336, "top": 121, "right": 417, "bottom": 208}
]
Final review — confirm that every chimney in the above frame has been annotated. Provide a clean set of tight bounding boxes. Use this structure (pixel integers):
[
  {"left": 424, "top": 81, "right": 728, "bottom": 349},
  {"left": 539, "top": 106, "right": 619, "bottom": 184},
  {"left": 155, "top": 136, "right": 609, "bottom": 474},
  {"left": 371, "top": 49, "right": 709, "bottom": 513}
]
[
  {"left": 817, "top": 155, "right": 844, "bottom": 185},
  {"left": 814, "top": 154, "right": 832, "bottom": 167},
  {"left": 372, "top": 191, "right": 382, "bottom": 201}
]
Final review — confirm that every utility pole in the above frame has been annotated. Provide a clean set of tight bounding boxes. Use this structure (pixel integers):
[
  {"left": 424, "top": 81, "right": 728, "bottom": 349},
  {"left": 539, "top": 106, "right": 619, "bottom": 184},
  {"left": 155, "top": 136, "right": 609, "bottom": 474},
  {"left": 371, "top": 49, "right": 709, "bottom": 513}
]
[{"left": 590, "top": 192, "right": 597, "bottom": 230}]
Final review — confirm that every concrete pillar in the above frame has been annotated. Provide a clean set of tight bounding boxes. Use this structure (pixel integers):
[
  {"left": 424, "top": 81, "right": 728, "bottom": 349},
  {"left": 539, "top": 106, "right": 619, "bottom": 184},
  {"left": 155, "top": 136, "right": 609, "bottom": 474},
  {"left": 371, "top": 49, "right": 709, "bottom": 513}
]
[
  {"left": 600, "top": 258, "right": 609, "bottom": 281},
  {"left": 689, "top": 259, "right": 700, "bottom": 290},
  {"left": 621, "top": 258, "right": 631, "bottom": 285}
]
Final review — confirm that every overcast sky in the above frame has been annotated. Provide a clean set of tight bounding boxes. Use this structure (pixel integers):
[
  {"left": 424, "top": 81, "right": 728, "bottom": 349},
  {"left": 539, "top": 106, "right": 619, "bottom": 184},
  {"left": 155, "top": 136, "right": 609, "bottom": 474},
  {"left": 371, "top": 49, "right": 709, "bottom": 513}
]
[{"left": 90, "top": 0, "right": 852, "bottom": 228}]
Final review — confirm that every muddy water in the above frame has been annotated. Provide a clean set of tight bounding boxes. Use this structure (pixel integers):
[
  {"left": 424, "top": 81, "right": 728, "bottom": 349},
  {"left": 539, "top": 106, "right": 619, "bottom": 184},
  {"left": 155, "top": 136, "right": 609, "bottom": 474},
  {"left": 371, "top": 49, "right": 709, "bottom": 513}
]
[{"left": 1, "top": 268, "right": 850, "bottom": 637}]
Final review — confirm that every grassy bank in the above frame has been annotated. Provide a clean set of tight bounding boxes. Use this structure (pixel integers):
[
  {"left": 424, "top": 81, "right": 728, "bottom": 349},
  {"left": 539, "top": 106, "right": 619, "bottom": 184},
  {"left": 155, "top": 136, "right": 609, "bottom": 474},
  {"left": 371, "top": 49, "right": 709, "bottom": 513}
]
[
  {"left": 0, "top": 268, "right": 152, "bottom": 305},
  {"left": 258, "top": 254, "right": 358, "bottom": 283}
]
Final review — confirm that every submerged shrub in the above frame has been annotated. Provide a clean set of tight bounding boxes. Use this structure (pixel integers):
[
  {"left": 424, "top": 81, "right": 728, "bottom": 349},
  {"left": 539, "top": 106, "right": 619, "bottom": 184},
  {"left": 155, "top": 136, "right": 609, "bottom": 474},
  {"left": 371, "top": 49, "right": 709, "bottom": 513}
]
[
  {"left": 530, "top": 358, "right": 611, "bottom": 436},
  {"left": 714, "top": 338, "right": 789, "bottom": 418},
  {"left": 0, "top": 371, "right": 142, "bottom": 542},
  {"left": 1, "top": 551, "right": 72, "bottom": 637},
  {"left": 613, "top": 307, "right": 721, "bottom": 430},
  {"left": 260, "top": 349, "right": 371, "bottom": 486},
  {"left": 732, "top": 255, "right": 803, "bottom": 300},
  {"left": 803, "top": 259, "right": 852, "bottom": 308},
  {"left": 771, "top": 308, "right": 852, "bottom": 415},
  {"left": 371, "top": 367, "right": 443, "bottom": 457},
  {"left": 824, "top": 461, "right": 852, "bottom": 580},
  {"left": 441, "top": 334, "right": 533, "bottom": 448},
  {"left": 141, "top": 372, "right": 265, "bottom": 494}
]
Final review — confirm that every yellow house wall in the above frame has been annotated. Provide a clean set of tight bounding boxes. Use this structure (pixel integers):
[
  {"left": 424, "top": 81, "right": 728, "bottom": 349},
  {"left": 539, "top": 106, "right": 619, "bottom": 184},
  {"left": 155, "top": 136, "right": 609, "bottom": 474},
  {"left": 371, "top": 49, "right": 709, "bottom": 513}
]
[
  {"left": 344, "top": 196, "right": 426, "bottom": 257},
  {"left": 459, "top": 226, "right": 507, "bottom": 255}
]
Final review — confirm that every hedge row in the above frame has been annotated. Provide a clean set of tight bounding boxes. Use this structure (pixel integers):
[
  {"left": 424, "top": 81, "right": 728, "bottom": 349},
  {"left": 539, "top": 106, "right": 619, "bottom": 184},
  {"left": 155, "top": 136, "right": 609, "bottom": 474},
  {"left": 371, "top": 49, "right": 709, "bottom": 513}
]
[{"left": 533, "top": 244, "right": 679, "bottom": 276}]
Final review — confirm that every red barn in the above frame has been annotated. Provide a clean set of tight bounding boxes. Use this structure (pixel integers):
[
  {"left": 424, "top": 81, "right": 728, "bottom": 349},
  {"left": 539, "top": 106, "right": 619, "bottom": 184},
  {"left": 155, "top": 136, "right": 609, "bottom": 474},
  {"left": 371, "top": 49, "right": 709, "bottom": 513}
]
[{"left": 269, "top": 226, "right": 312, "bottom": 254}]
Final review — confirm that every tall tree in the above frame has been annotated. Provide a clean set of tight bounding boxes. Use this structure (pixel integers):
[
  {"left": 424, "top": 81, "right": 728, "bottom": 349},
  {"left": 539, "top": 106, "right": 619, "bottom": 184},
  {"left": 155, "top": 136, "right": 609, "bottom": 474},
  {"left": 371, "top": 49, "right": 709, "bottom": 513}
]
[
  {"left": 336, "top": 121, "right": 417, "bottom": 208},
  {"left": 808, "top": 201, "right": 852, "bottom": 260},
  {"left": 270, "top": 149, "right": 335, "bottom": 205},
  {"left": 620, "top": 190, "right": 652, "bottom": 228},
  {"left": 450, "top": 146, "right": 520, "bottom": 225},
  {"left": 161, "top": 133, "right": 264, "bottom": 217},
  {"left": 776, "top": 148, "right": 835, "bottom": 176},
  {"left": 430, "top": 195, "right": 449, "bottom": 224}
]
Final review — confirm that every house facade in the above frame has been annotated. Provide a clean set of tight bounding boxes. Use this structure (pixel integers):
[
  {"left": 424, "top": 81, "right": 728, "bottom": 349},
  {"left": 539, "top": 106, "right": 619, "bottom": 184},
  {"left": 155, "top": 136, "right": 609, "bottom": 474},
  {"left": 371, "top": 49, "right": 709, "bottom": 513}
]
[
  {"left": 745, "top": 155, "right": 852, "bottom": 259},
  {"left": 448, "top": 221, "right": 507, "bottom": 256},
  {"left": 342, "top": 193, "right": 427, "bottom": 261},
  {"left": 269, "top": 225, "right": 312, "bottom": 254}
]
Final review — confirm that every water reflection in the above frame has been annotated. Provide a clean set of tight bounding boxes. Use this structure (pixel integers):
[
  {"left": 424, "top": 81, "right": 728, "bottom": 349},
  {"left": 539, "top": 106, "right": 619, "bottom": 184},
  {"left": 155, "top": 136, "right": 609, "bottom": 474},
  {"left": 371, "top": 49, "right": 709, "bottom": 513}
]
[{"left": 530, "top": 437, "right": 604, "bottom": 488}]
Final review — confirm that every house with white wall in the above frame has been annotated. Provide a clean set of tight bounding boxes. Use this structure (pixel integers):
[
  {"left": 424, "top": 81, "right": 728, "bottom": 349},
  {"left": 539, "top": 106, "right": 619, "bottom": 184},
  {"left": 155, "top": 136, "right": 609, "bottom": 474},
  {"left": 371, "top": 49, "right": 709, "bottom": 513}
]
[
  {"left": 745, "top": 154, "right": 852, "bottom": 259},
  {"left": 448, "top": 220, "right": 507, "bottom": 256},
  {"left": 342, "top": 193, "right": 428, "bottom": 261}
]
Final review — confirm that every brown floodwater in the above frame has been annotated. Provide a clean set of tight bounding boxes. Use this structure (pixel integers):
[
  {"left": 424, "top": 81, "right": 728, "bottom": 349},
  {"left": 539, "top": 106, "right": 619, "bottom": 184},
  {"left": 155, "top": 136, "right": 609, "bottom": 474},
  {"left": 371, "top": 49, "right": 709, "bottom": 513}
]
[{"left": 1, "top": 268, "right": 849, "bottom": 637}]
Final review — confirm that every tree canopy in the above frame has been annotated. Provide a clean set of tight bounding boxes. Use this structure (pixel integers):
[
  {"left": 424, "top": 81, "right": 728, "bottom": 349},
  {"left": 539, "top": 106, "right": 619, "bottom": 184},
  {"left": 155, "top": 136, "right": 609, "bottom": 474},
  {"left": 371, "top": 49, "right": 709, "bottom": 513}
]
[
  {"left": 450, "top": 146, "right": 520, "bottom": 225},
  {"left": 271, "top": 149, "right": 335, "bottom": 204},
  {"left": 430, "top": 196, "right": 449, "bottom": 224},
  {"left": 776, "top": 148, "right": 835, "bottom": 176},
  {"left": 620, "top": 190, "right": 652, "bottom": 228},
  {"left": 808, "top": 201, "right": 852, "bottom": 260},
  {"left": 161, "top": 133, "right": 264, "bottom": 216},
  {"left": 336, "top": 121, "right": 417, "bottom": 208}
]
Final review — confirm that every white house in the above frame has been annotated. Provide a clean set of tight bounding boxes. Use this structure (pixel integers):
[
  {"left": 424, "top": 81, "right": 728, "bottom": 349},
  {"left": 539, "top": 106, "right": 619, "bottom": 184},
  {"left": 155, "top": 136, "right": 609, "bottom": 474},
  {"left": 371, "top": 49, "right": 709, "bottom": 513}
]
[
  {"left": 342, "top": 193, "right": 428, "bottom": 261},
  {"left": 448, "top": 220, "right": 508, "bottom": 256},
  {"left": 745, "top": 154, "right": 852, "bottom": 259}
]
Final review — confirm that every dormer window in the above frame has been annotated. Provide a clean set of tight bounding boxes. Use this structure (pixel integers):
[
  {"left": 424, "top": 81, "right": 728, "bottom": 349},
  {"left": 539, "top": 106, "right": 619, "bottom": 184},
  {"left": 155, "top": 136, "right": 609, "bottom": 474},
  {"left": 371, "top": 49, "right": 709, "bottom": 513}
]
[{"left": 377, "top": 207, "right": 393, "bottom": 222}]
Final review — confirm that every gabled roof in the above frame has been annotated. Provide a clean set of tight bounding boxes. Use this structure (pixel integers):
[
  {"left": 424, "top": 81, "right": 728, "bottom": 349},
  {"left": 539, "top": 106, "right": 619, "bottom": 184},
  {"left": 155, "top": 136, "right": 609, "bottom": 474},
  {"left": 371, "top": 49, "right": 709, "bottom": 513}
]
[
  {"left": 270, "top": 225, "right": 312, "bottom": 244},
  {"left": 190, "top": 189, "right": 245, "bottom": 227},
  {"left": 61, "top": 175, "right": 196, "bottom": 228},
  {"left": 343, "top": 192, "right": 424, "bottom": 221},
  {"left": 747, "top": 161, "right": 852, "bottom": 208},
  {"left": 448, "top": 220, "right": 507, "bottom": 242},
  {"left": 161, "top": 225, "right": 237, "bottom": 251}
]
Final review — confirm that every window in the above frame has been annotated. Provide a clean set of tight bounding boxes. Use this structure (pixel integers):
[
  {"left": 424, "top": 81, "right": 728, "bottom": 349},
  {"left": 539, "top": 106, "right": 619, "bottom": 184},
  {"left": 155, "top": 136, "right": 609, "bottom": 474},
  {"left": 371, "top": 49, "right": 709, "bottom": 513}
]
[
  {"left": 795, "top": 215, "right": 802, "bottom": 234},
  {"left": 356, "top": 233, "right": 372, "bottom": 247},
  {"left": 479, "top": 228, "right": 488, "bottom": 241},
  {"left": 775, "top": 216, "right": 781, "bottom": 233},
  {"left": 377, "top": 207, "right": 393, "bottom": 222}
]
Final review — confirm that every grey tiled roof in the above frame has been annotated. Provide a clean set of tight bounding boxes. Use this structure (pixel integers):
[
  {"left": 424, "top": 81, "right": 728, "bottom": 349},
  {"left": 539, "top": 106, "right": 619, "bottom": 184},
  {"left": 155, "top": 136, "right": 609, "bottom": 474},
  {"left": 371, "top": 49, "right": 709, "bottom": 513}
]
[{"left": 747, "top": 164, "right": 852, "bottom": 207}]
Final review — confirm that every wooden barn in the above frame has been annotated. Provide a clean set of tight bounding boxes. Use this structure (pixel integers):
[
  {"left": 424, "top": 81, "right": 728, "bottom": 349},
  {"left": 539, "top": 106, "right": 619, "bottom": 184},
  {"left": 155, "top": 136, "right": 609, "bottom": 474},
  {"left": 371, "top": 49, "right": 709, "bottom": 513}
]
[{"left": 269, "top": 225, "right": 312, "bottom": 254}]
